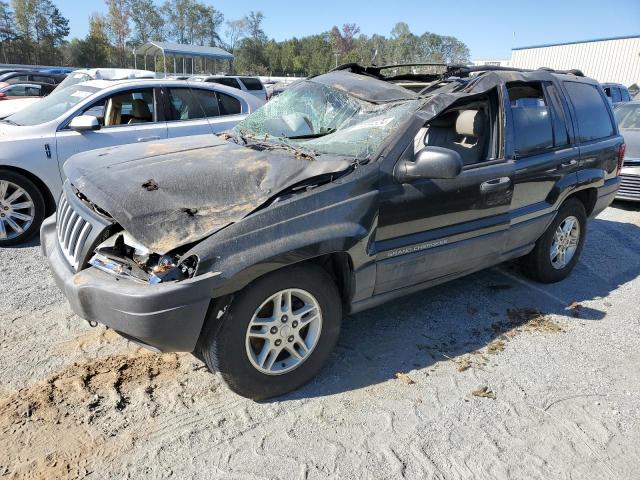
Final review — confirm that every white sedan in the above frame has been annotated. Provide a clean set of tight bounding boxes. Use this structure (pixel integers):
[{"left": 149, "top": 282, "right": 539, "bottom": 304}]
[{"left": 0, "top": 78, "right": 264, "bottom": 245}]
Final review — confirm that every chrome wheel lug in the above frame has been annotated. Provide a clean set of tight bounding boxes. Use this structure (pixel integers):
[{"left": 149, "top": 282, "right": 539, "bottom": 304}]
[
  {"left": 281, "top": 315, "right": 288, "bottom": 323},
  {"left": 270, "top": 326, "right": 278, "bottom": 334},
  {"left": 288, "top": 335, "right": 294, "bottom": 343},
  {"left": 275, "top": 339, "right": 282, "bottom": 346},
  {"left": 292, "top": 320, "right": 298, "bottom": 328}
]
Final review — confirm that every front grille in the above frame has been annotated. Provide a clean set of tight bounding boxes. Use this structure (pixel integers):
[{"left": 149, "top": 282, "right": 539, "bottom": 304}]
[
  {"left": 619, "top": 174, "right": 640, "bottom": 199},
  {"left": 56, "top": 195, "right": 93, "bottom": 270}
]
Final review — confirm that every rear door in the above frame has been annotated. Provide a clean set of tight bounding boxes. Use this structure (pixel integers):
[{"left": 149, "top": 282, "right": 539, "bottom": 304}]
[
  {"left": 561, "top": 81, "right": 620, "bottom": 182},
  {"left": 55, "top": 87, "right": 168, "bottom": 168},
  {"left": 507, "top": 80, "right": 580, "bottom": 252}
]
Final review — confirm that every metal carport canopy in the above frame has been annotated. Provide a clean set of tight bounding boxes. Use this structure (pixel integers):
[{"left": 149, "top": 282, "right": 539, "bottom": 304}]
[{"left": 135, "top": 41, "right": 234, "bottom": 60}]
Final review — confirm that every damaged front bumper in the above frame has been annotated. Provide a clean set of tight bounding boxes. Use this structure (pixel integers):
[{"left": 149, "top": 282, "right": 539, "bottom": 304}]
[{"left": 40, "top": 215, "right": 221, "bottom": 352}]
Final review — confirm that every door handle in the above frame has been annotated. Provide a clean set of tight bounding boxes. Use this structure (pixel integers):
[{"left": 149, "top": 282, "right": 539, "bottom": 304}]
[
  {"left": 136, "top": 136, "right": 161, "bottom": 142},
  {"left": 480, "top": 177, "right": 511, "bottom": 193},
  {"left": 560, "top": 159, "right": 577, "bottom": 168}
]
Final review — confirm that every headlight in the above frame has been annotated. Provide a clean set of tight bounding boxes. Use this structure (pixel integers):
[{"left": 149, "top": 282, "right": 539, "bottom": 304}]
[{"left": 89, "top": 231, "right": 199, "bottom": 284}]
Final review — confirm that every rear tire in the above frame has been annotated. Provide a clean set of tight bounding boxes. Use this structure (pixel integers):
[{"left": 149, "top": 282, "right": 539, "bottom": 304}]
[
  {"left": 521, "top": 198, "right": 586, "bottom": 283},
  {"left": 200, "top": 264, "right": 342, "bottom": 400},
  {"left": 0, "top": 170, "right": 45, "bottom": 247}
]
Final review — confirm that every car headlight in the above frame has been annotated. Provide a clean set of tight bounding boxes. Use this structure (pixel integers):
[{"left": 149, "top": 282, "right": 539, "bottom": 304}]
[{"left": 89, "top": 231, "right": 198, "bottom": 284}]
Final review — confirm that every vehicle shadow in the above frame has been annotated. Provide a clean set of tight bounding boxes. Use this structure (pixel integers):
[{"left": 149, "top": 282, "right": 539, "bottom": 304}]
[
  {"left": 0, "top": 237, "right": 40, "bottom": 250},
  {"left": 275, "top": 214, "right": 640, "bottom": 401}
]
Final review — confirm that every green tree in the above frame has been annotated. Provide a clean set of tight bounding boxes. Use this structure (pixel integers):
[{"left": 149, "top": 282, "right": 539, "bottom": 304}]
[
  {"left": 105, "top": 0, "right": 131, "bottom": 67},
  {"left": 0, "top": 1, "right": 15, "bottom": 63},
  {"left": 128, "top": 0, "right": 164, "bottom": 44},
  {"left": 64, "top": 14, "right": 113, "bottom": 67}
]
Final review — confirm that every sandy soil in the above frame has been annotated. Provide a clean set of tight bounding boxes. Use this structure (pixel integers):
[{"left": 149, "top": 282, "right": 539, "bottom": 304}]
[{"left": 1, "top": 203, "right": 639, "bottom": 479}]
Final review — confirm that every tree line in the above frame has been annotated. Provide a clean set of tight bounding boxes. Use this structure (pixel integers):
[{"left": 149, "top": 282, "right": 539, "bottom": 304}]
[{"left": 0, "top": 0, "right": 470, "bottom": 76}]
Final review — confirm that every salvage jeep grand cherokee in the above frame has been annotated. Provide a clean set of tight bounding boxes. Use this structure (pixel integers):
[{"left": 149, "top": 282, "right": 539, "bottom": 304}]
[{"left": 41, "top": 64, "right": 624, "bottom": 399}]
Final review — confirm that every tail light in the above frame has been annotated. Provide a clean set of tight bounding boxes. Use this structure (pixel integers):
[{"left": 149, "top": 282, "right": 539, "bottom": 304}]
[{"left": 617, "top": 143, "right": 626, "bottom": 176}]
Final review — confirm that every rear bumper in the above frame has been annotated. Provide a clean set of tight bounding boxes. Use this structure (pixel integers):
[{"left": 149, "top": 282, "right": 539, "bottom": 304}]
[
  {"left": 41, "top": 215, "right": 221, "bottom": 352},
  {"left": 591, "top": 176, "right": 622, "bottom": 217},
  {"left": 616, "top": 166, "right": 640, "bottom": 202}
]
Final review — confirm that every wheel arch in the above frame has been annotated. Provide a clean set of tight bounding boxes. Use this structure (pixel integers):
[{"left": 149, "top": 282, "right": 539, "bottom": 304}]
[
  {"left": 565, "top": 187, "right": 598, "bottom": 217},
  {"left": 0, "top": 165, "right": 56, "bottom": 217}
]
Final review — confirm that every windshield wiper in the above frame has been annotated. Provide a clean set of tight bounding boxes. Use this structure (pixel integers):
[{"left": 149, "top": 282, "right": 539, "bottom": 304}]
[
  {"left": 287, "top": 128, "right": 336, "bottom": 140},
  {"left": 0, "top": 118, "right": 18, "bottom": 125}
]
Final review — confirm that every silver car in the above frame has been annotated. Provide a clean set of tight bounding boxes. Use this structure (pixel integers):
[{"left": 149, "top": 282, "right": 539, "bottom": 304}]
[
  {"left": 614, "top": 101, "right": 640, "bottom": 201},
  {"left": 0, "top": 78, "right": 264, "bottom": 245}
]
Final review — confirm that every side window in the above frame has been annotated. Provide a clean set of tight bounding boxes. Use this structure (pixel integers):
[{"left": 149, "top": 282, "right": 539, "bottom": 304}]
[
  {"left": 6, "top": 85, "right": 27, "bottom": 95},
  {"left": 25, "top": 85, "right": 42, "bottom": 96},
  {"left": 544, "top": 83, "right": 570, "bottom": 147},
  {"left": 191, "top": 89, "right": 220, "bottom": 117},
  {"left": 217, "top": 92, "right": 242, "bottom": 115},
  {"left": 239, "top": 77, "right": 263, "bottom": 91},
  {"left": 563, "top": 81, "right": 615, "bottom": 142},
  {"left": 167, "top": 88, "right": 221, "bottom": 120},
  {"left": 620, "top": 88, "right": 631, "bottom": 102},
  {"left": 168, "top": 88, "right": 204, "bottom": 120},
  {"left": 610, "top": 87, "right": 622, "bottom": 103},
  {"left": 507, "top": 82, "right": 554, "bottom": 156},
  {"left": 85, "top": 89, "right": 155, "bottom": 127},
  {"left": 31, "top": 75, "right": 55, "bottom": 84},
  {"left": 208, "top": 77, "right": 241, "bottom": 89},
  {"left": 6, "top": 75, "right": 28, "bottom": 84}
]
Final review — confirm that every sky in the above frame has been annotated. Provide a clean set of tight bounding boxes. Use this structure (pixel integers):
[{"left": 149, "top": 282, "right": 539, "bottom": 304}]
[{"left": 54, "top": 0, "right": 640, "bottom": 59}]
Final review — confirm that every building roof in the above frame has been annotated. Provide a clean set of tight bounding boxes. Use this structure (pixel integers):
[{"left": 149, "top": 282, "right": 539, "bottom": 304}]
[
  {"left": 134, "top": 42, "right": 233, "bottom": 60},
  {"left": 513, "top": 35, "right": 640, "bottom": 51}
]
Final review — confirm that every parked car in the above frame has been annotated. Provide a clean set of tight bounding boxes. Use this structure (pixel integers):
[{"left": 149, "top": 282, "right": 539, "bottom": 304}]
[
  {"left": 39, "top": 68, "right": 76, "bottom": 75},
  {"left": 0, "top": 82, "right": 55, "bottom": 100},
  {"left": 614, "top": 101, "right": 640, "bottom": 201},
  {"left": 41, "top": 64, "right": 622, "bottom": 400},
  {"left": 0, "top": 70, "right": 66, "bottom": 85},
  {"left": 602, "top": 82, "right": 632, "bottom": 104},
  {"left": 190, "top": 75, "right": 267, "bottom": 101},
  {"left": 0, "top": 79, "right": 264, "bottom": 245},
  {"left": 54, "top": 68, "right": 156, "bottom": 91}
]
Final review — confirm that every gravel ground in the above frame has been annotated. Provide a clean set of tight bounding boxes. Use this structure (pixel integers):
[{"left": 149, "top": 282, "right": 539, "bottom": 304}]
[{"left": 1, "top": 203, "right": 639, "bottom": 480}]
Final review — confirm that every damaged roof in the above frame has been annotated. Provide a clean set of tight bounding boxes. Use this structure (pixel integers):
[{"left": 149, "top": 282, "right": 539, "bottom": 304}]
[{"left": 310, "top": 70, "right": 419, "bottom": 104}]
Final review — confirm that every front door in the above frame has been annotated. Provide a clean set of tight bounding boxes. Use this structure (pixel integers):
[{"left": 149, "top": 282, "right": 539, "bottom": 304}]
[
  {"left": 55, "top": 87, "right": 168, "bottom": 173},
  {"left": 374, "top": 99, "right": 515, "bottom": 295}
]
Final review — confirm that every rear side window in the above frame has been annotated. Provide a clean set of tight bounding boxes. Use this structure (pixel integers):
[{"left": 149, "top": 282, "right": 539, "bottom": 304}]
[
  {"left": 217, "top": 92, "right": 241, "bottom": 115},
  {"left": 31, "top": 75, "right": 55, "bottom": 84},
  {"left": 507, "top": 82, "right": 554, "bottom": 156},
  {"left": 564, "top": 82, "right": 615, "bottom": 142},
  {"left": 239, "top": 77, "right": 263, "bottom": 91},
  {"left": 168, "top": 88, "right": 220, "bottom": 120}
]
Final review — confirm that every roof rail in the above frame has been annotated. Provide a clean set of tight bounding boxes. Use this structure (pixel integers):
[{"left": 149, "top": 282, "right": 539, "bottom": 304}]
[{"left": 446, "top": 64, "right": 585, "bottom": 78}]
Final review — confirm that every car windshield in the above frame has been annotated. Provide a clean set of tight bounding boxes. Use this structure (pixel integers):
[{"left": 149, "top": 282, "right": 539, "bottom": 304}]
[
  {"left": 615, "top": 103, "right": 640, "bottom": 129},
  {"left": 55, "top": 72, "right": 93, "bottom": 91},
  {"left": 3, "top": 84, "right": 99, "bottom": 126},
  {"left": 234, "top": 80, "right": 421, "bottom": 159}
]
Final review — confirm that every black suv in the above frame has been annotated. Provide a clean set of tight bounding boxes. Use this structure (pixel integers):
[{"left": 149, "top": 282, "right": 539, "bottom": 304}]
[{"left": 42, "top": 64, "right": 623, "bottom": 399}]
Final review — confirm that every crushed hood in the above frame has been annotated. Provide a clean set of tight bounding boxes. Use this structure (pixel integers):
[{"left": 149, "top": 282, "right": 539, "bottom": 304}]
[{"left": 64, "top": 135, "right": 352, "bottom": 253}]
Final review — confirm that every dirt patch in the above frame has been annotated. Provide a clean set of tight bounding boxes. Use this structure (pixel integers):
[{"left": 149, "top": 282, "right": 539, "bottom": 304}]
[{"left": 0, "top": 352, "right": 183, "bottom": 480}]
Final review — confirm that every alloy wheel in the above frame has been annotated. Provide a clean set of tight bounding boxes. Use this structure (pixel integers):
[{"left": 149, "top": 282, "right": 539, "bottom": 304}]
[
  {"left": 0, "top": 180, "right": 35, "bottom": 241},
  {"left": 550, "top": 215, "right": 580, "bottom": 269},
  {"left": 245, "top": 288, "right": 323, "bottom": 375}
]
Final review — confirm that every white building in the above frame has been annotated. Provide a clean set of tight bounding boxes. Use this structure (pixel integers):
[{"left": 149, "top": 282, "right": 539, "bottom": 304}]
[{"left": 510, "top": 35, "right": 640, "bottom": 89}]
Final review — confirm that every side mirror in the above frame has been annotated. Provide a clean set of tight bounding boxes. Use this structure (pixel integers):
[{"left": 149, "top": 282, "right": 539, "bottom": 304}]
[
  {"left": 394, "top": 146, "right": 463, "bottom": 183},
  {"left": 69, "top": 115, "right": 100, "bottom": 132}
]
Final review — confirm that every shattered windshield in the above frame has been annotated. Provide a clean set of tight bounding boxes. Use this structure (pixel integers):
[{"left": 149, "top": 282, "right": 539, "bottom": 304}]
[{"left": 234, "top": 80, "right": 420, "bottom": 159}]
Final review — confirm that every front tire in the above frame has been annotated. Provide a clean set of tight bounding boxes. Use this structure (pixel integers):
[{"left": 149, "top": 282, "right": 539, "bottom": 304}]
[
  {"left": 521, "top": 198, "right": 587, "bottom": 283},
  {"left": 0, "top": 170, "right": 45, "bottom": 247},
  {"left": 200, "top": 265, "right": 342, "bottom": 400}
]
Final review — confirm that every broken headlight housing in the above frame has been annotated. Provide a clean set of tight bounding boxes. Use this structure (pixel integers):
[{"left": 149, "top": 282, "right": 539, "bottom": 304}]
[{"left": 89, "top": 231, "right": 198, "bottom": 284}]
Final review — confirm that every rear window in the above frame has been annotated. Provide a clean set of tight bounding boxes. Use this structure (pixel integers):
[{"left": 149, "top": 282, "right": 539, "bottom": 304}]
[
  {"left": 239, "top": 77, "right": 263, "bottom": 91},
  {"left": 217, "top": 91, "right": 241, "bottom": 115},
  {"left": 564, "top": 82, "right": 615, "bottom": 142}
]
